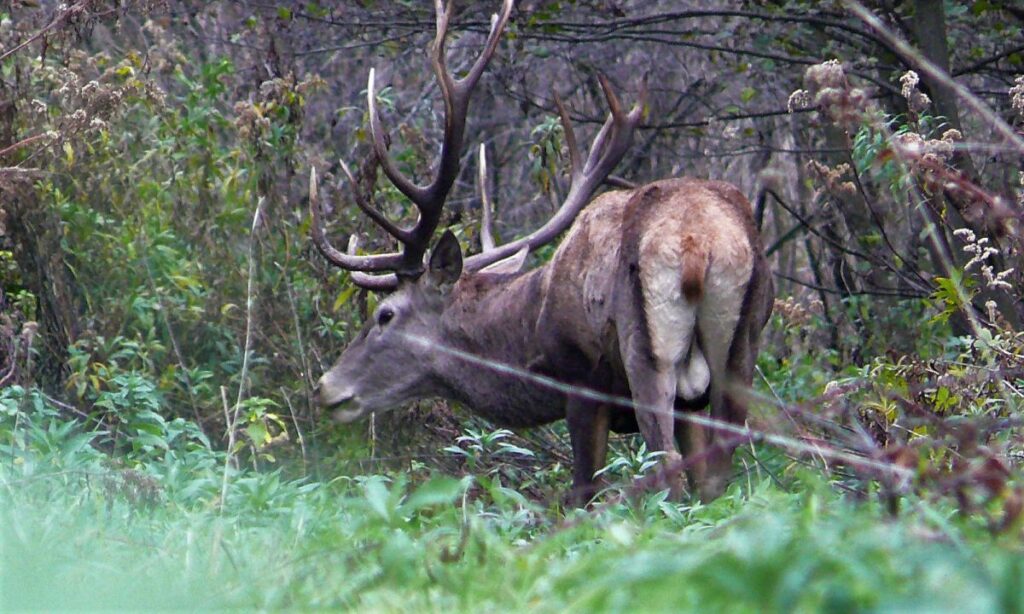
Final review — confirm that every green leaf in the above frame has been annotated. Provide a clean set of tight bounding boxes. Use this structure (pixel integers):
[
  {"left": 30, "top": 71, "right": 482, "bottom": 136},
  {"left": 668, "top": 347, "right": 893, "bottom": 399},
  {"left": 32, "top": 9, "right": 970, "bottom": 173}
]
[
  {"left": 245, "top": 422, "right": 269, "bottom": 445},
  {"left": 362, "top": 478, "right": 393, "bottom": 521},
  {"left": 134, "top": 431, "right": 169, "bottom": 450},
  {"left": 63, "top": 432, "right": 100, "bottom": 456},
  {"left": 333, "top": 285, "right": 357, "bottom": 312},
  {"left": 496, "top": 442, "right": 535, "bottom": 458},
  {"left": 402, "top": 476, "right": 469, "bottom": 513}
]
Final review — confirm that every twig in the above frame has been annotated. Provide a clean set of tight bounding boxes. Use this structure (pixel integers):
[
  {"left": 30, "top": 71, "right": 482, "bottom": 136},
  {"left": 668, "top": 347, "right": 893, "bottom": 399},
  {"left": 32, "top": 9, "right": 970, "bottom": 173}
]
[
  {"left": 0, "top": 134, "right": 51, "bottom": 160},
  {"left": 233, "top": 197, "right": 265, "bottom": 418},
  {"left": 280, "top": 387, "right": 308, "bottom": 472},
  {"left": 773, "top": 271, "right": 926, "bottom": 299},
  {"left": 39, "top": 390, "right": 94, "bottom": 422},
  {"left": 281, "top": 264, "right": 315, "bottom": 411},
  {"left": 218, "top": 385, "right": 240, "bottom": 513},
  {"left": 218, "top": 197, "right": 265, "bottom": 512},
  {"left": 0, "top": 167, "right": 44, "bottom": 177},
  {"left": 0, "top": 0, "right": 115, "bottom": 64},
  {"left": 767, "top": 189, "right": 932, "bottom": 296}
]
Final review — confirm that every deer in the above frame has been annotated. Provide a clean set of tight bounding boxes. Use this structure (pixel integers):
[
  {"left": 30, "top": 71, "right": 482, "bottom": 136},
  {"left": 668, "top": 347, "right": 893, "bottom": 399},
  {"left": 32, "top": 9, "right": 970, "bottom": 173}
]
[{"left": 310, "top": 0, "right": 774, "bottom": 503}]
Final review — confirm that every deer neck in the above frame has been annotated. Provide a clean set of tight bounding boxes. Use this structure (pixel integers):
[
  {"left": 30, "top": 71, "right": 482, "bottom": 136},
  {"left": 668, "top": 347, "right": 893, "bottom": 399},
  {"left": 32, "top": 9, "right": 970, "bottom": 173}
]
[{"left": 434, "top": 267, "right": 565, "bottom": 426}]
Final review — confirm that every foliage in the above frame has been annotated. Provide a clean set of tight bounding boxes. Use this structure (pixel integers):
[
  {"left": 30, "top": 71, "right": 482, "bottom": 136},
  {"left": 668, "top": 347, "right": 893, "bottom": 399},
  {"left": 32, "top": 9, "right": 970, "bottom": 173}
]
[{"left": 3, "top": 391, "right": 1024, "bottom": 612}]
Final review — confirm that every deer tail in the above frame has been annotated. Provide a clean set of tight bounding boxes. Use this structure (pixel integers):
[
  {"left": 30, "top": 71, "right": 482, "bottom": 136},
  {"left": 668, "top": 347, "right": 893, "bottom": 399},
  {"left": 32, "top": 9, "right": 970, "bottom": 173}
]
[{"left": 680, "top": 247, "right": 709, "bottom": 303}]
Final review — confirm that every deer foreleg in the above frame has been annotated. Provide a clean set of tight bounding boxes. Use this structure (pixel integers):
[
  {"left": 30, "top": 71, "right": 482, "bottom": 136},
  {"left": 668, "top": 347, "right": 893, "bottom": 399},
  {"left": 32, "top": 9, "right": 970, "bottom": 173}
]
[{"left": 566, "top": 398, "right": 611, "bottom": 506}]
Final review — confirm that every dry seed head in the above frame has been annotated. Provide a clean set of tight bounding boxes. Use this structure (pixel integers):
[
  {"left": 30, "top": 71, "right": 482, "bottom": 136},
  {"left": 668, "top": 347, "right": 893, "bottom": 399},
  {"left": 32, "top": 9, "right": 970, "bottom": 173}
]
[
  {"left": 787, "top": 89, "right": 811, "bottom": 112},
  {"left": 899, "top": 71, "right": 919, "bottom": 97},
  {"left": 774, "top": 296, "right": 812, "bottom": 327},
  {"left": 1010, "top": 76, "right": 1024, "bottom": 115},
  {"left": 805, "top": 60, "right": 846, "bottom": 90},
  {"left": 899, "top": 70, "right": 931, "bottom": 113}
]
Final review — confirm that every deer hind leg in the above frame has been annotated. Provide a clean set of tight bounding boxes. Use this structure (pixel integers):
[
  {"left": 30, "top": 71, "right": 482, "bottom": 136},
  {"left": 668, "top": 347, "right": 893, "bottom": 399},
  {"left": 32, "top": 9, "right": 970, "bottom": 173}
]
[
  {"left": 674, "top": 392, "right": 710, "bottom": 498},
  {"left": 622, "top": 355, "right": 683, "bottom": 499},
  {"left": 694, "top": 295, "right": 746, "bottom": 500},
  {"left": 627, "top": 256, "right": 708, "bottom": 499}
]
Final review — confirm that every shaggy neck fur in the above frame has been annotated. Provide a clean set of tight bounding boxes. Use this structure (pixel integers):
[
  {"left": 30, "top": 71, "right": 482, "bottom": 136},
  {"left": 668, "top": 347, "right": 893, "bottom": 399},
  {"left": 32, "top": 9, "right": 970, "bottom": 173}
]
[{"left": 434, "top": 267, "right": 569, "bottom": 427}]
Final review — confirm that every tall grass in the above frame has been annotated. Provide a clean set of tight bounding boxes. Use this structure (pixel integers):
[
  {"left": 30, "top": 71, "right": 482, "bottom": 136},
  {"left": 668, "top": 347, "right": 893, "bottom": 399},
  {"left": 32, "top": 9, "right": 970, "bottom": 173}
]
[{"left": 2, "top": 388, "right": 1021, "bottom": 612}]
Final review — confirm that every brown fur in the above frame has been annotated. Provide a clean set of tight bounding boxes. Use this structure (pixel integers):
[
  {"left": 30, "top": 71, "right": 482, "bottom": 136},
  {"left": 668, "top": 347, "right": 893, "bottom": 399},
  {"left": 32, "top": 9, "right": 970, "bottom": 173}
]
[{"left": 680, "top": 236, "right": 708, "bottom": 302}]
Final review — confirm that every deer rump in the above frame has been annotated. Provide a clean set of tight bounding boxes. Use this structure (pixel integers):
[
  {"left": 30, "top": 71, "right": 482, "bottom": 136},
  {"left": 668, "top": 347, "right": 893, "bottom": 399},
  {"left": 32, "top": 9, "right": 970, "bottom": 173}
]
[{"left": 522, "top": 177, "right": 766, "bottom": 432}]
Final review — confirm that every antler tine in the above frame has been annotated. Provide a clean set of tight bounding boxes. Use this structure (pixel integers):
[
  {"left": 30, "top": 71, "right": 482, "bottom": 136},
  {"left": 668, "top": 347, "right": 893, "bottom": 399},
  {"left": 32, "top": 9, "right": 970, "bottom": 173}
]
[
  {"left": 447, "top": 0, "right": 515, "bottom": 97},
  {"left": 432, "top": 0, "right": 454, "bottom": 89},
  {"left": 464, "top": 77, "right": 645, "bottom": 272},
  {"left": 363, "top": 0, "right": 514, "bottom": 276},
  {"left": 580, "top": 74, "right": 645, "bottom": 181},
  {"left": 345, "top": 236, "right": 400, "bottom": 291},
  {"left": 338, "top": 158, "right": 411, "bottom": 244},
  {"left": 553, "top": 91, "right": 582, "bottom": 182},
  {"left": 308, "top": 167, "right": 405, "bottom": 273},
  {"left": 478, "top": 143, "right": 496, "bottom": 252},
  {"left": 366, "top": 68, "right": 423, "bottom": 207}
]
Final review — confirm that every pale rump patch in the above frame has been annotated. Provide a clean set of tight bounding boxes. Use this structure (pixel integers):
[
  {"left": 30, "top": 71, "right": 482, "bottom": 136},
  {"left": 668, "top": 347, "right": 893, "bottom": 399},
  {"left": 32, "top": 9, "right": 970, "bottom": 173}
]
[
  {"left": 639, "top": 257, "right": 710, "bottom": 400},
  {"left": 636, "top": 183, "right": 755, "bottom": 401},
  {"left": 697, "top": 231, "right": 755, "bottom": 392},
  {"left": 638, "top": 232, "right": 708, "bottom": 399}
]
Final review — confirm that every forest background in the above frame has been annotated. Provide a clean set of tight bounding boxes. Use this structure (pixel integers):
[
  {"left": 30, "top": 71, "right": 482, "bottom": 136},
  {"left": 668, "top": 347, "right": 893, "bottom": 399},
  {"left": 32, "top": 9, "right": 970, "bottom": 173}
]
[{"left": 2, "top": 0, "right": 1024, "bottom": 610}]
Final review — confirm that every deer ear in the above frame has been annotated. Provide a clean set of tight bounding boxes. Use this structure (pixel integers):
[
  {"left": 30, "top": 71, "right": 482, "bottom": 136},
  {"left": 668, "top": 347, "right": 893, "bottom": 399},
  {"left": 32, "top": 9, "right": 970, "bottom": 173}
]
[{"left": 427, "top": 230, "right": 463, "bottom": 289}]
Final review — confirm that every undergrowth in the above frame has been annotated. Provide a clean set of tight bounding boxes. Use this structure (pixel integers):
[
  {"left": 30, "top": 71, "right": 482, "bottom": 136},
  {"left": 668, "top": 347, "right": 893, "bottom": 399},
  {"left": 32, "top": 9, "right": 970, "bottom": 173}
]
[{"left": 3, "top": 385, "right": 1024, "bottom": 613}]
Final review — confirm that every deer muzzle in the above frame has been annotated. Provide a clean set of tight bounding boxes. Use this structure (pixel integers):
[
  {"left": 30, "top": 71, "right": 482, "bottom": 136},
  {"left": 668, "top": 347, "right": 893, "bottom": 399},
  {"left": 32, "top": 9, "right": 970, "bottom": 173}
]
[{"left": 315, "top": 375, "right": 363, "bottom": 418}]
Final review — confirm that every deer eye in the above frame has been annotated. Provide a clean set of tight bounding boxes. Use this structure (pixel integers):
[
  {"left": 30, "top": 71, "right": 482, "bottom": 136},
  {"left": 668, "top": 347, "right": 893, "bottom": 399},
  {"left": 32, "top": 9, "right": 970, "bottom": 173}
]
[{"left": 377, "top": 307, "right": 395, "bottom": 327}]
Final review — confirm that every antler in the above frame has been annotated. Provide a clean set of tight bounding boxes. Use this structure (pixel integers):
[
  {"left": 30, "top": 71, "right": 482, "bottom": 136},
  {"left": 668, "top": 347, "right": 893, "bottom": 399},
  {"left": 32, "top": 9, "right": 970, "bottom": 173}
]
[
  {"left": 464, "top": 75, "right": 647, "bottom": 272},
  {"left": 310, "top": 0, "right": 514, "bottom": 289},
  {"left": 478, "top": 143, "right": 497, "bottom": 252}
]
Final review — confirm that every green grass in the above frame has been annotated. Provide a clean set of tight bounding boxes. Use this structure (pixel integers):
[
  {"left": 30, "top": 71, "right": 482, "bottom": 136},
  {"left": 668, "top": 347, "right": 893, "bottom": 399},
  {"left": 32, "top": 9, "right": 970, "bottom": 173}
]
[{"left": 3, "top": 438, "right": 1023, "bottom": 612}]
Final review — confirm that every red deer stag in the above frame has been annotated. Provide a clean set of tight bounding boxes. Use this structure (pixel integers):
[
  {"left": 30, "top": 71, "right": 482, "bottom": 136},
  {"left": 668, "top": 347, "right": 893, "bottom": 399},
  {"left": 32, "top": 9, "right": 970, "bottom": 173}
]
[{"left": 311, "top": 0, "right": 774, "bottom": 502}]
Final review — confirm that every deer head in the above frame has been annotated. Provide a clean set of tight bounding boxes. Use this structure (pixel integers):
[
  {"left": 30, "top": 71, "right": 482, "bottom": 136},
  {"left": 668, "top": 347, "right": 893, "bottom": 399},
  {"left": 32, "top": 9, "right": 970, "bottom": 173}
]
[{"left": 314, "top": 229, "right": 464, "bottom": 422}]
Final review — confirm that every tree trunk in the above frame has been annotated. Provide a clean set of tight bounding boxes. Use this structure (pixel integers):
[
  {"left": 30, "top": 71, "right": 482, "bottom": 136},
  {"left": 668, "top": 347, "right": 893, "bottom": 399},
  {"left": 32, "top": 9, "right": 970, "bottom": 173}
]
[
  {"left": 1, "top": 87, "right": 82, "bottom": 387},
  {"left": 4, "top": 188, "right": 82, "bottom": 387}
]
